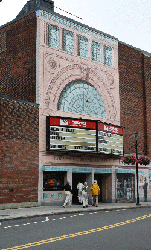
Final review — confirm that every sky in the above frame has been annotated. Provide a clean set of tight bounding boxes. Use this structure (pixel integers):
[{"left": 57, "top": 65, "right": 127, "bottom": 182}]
[{"left": 0, "top": 0, "right": 151, "bottom": 53}]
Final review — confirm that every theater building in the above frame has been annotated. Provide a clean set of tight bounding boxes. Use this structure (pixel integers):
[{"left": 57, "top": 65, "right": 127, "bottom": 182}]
[{"left": 1, "top": 0, "right": 151, "bottom": 207}]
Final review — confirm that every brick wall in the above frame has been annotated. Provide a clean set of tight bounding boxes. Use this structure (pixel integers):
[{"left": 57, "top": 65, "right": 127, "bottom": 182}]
[
  {"left": 143, "top": 56, "right": 151, "bottom": 158},
  {"left": 0, "top": 12, "right": 37, "bottom": 103},
  {"left": 118, "top": 42, "right": 151, "bottom": 158},
  {"left": 0, "top": 96, "right": 39, "bottom": 204}
]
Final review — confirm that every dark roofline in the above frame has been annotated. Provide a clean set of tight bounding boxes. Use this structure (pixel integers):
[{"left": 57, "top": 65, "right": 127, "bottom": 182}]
[
  {"left": 0, "top": 6, "right": 117, "bottom": 42},
  {"left": 118, "top": 40, "right": 151, "bottom": 57},
  {"left": 0, "top": 94, "right": 39, "bottom": 108}
]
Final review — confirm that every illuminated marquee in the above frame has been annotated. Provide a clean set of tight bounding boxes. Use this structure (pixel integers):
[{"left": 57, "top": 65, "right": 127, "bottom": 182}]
[
  {"left": 46, "top": 117, "right": 96, "bottom": 152},
  {"left": 98, "top": 122, "right": 123, "bottom": 155},
  {"left": 46, "top": 117, "right": 123, "bottom": 156}
]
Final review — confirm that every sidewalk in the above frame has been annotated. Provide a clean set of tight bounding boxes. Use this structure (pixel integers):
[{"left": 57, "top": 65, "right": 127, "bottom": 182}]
[{"left": 0, "top": 202, "right": 151, "bottom": 221}]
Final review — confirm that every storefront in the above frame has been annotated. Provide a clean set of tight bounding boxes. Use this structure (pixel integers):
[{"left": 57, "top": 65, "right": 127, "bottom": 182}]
[
  {"left": 41, "top": 165, "right": 117, "bottom": 205},
  {"left": 115, "top": 169, "right": 135, "bottom": 202},
  {"left": 42, "top": 166, "right": 69, "bottom": 205}
]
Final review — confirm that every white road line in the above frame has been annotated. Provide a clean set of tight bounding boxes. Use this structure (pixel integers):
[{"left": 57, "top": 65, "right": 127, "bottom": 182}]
[
  {"left": 94, "top": 212, "right": 97, "bottom": 214},
  {"left": 15, "top": 225, "right": 20, "bottom": 227},
  {"left": 34, "top": 222, "right": 38, "bottom": 223}
]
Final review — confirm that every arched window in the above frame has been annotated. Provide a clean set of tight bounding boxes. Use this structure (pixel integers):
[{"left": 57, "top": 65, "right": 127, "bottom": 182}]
[{"left": 58, "top": 81, "right": 106, "bottom": 118}]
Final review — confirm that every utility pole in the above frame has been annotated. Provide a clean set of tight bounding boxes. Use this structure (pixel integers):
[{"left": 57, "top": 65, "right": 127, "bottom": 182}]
[{"left": 135, "top": 132, "right": 141, "bottom": 205}]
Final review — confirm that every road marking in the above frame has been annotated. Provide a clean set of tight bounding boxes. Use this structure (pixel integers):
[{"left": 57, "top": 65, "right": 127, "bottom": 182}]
[{"left": 2, "top": 213, "right": 151, "bottom": 249}]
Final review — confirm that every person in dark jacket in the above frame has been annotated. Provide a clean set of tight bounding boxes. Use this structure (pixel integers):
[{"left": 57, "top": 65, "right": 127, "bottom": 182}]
[{"left": 63, "top": 181, "right": 72, "bottom": 208}]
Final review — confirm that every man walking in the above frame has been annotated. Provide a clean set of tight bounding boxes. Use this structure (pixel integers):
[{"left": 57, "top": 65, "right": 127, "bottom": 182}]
[
  {"left": 63, "top": 181, "right": 72, "bottom": 208},
  {"left": 91, "top": 180, "right": 100, "bottom": 207},
  {"left": 82, "top": 182, "right": 89, "bottom": 208},
  {"left": 77, "top": 182, "right": 83, "bottom": 204}
]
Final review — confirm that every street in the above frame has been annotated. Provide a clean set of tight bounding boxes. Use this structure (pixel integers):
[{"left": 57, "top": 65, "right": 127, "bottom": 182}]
[{"left": 0, "top": 207, "right": 151, "bottom": 250}]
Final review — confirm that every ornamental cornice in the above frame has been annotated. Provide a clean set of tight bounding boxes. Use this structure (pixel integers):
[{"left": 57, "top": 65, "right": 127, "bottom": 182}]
[{"left": 39, "top": 10, "right": 118, "bottom": 46}]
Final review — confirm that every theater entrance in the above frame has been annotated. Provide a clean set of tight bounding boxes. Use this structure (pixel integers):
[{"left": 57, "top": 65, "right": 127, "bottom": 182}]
[
  {"left": 94, "top": 173, "right": 112, "bottom": 203},
  {"left": 72, "top": 173, "right": 86, "bottom": 204}
]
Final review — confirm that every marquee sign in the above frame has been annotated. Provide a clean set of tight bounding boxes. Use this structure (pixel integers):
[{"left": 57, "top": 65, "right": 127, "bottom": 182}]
[
  {"left": 46, "top": 117, "right": 96, "bottom": 152},
  {"left": 98, "top": 122, "right": 123, "bottom": 156},
  {"left": 46, "top": 116, "right": 123, "bottom": 156}
]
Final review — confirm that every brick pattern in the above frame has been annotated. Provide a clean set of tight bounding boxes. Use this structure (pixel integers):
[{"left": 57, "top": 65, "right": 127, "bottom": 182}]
[
  {"left": 0, "top": 13, "right": 37, "bottom": 103},
  {"left": 143, "top": 56, "right": 151, "bottom": 157},
  {"left": 118, "top": 42, "right": 151, "bottom": 158},
  {"left": 0, "top": 97, "right": 39, "bottom": 204}
]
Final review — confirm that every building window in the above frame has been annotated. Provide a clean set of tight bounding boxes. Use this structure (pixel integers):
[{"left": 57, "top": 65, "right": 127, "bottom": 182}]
[
  {"left": 58, "top": 81, "right": 106, "bottom": 118},
  {"left": 104, "top": 46, "right": 112, "bottom": 66},
  {"left": 78, "top": 35, "right": 88, "bottom": 59},
  {"left": 63, "top": 29, "right": 74, "bottom": 54},
  {"left": 43, "top": 171, "right": 65, "bottom": 191},
  {"left": 92, "top": 41, "right": 101, "bottom": 62},
  {"left": 48, "top": 25, "right": 59, "bottom": 50}
]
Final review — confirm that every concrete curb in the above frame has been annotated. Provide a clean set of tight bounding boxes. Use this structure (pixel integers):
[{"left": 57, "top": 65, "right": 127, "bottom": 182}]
[{"left": 0, "top": 203, "right": 151, "bottom": 222}]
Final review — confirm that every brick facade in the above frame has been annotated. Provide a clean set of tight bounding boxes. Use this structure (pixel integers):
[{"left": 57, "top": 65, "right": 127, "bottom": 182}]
[
  {"left": 0, "top": 5, "right": 150, "bottom": 206},
  {"left": 0, "top": 96, "right": 39, "bottom": 204},
  {"left": 118, "top": 42, "right": 151, "bottom": 158},
  {"left": 0, "top": 13, "right": 37, "bottom": 103}
]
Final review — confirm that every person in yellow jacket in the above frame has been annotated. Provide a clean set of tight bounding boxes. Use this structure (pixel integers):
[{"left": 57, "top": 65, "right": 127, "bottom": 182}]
[{"left": 91, "top": 180, "right": 100, "bottom": 207}]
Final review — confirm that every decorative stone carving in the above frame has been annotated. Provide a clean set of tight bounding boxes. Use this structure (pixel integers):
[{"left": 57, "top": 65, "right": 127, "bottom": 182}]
[
  {"left": 103, "top": 73, "right": 114, "bottom": 88},
  {"left": 47, "top": 57, "right": 57, "bottom": 70},
  {"left": 80, "top": 65, "right": 90, "bottom": 81}
]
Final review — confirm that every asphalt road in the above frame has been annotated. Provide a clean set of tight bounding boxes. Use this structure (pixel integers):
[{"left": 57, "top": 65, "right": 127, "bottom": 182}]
[{"left": 0, "top": 208, "right": 151, "bottom": 250}]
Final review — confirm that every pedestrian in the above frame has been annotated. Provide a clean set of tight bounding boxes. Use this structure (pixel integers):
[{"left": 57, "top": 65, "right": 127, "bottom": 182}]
[
  {"left": 91, "top": 180, "right": 100, "bottom": 207},
  {"left": 143, "top": 177, "right": 148, "bottom": 202},
  {"left": 63, "top": 181, "right": 72, "bottom": 208},
  {"left": 77, "top": 182, "right": 83, "bottom": 204},
  {"left": 82, "top": 182, "right": 89, "bottom": 208}
]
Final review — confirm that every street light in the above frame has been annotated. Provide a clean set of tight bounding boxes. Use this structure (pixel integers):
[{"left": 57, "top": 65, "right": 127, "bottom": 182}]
[{"left": 135, "top": 132, "right": 141, "bottom": 205}]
